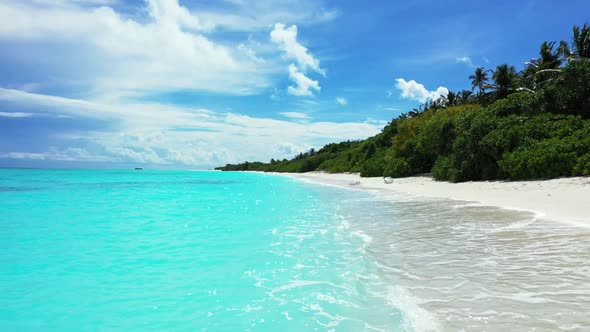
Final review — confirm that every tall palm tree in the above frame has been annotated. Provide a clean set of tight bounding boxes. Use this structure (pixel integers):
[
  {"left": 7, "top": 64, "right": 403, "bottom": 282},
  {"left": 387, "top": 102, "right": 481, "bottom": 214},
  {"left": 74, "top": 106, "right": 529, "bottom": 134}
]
[
  {"left": 537, "top": 41, "right": 563, "bottom": 69},
  {"left": 442, "top": 91, "right": 458, "bottom": 107},
  {"left": 572, "top": 23, "right": 590, "bottom": 59},
  {"left": 524, "top": 41, "right": 563, "bottom": 89},
  {"left": 492, "top": 64, "right": 518, "bottom": 98},
  {"left": 469, "top": 67, "right": 490, "bottom": 96},
  {"left": 560, "top": 23, "right": 590, "bottom": 61},
  {"left": 458, "top": 90, "right": 473, "bottom": 104}
]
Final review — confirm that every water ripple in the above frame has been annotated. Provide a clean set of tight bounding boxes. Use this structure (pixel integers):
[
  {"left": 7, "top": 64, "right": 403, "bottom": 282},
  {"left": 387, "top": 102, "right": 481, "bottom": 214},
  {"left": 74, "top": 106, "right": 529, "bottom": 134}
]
[{"left": 341, "top": 194, "right": 590, "bottom": 331}]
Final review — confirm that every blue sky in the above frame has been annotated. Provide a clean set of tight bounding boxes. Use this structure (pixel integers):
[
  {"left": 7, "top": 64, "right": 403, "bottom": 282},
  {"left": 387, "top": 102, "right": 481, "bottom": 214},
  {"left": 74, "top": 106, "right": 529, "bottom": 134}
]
[{"left": 1, "top": 0, "right": 589, "bottom": 168}]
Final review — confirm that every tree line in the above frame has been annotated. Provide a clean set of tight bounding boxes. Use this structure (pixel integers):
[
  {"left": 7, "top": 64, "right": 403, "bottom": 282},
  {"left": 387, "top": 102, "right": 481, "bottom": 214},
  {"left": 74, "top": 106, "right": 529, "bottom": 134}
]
[{"left": 217, "top": 23, "right": 590, "bottom": 182}]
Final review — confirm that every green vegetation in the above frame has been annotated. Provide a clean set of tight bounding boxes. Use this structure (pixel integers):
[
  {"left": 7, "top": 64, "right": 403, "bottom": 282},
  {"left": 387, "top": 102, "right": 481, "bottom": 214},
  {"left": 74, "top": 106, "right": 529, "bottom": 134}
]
[{"left": 217, "top": 24, "right": 590, "bottom": 182}]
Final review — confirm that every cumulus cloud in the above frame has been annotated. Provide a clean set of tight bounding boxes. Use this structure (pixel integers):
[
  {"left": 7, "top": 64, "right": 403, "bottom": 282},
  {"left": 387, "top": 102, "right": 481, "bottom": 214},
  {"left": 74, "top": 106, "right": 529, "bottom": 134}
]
[
  {"left": 270, "top": 22, "right": 326, "bottom": 97},
  {"left": 147, "top": 0, "right": 208, "bottom": 31},
  {"left": 335, "top": 97, "right": 347, "bottom": 105},
  {"left": 286, "top": 64, "right": 320, "bottom": 96},
  {"left": 0, "top": 0, "right": 275, "bottom": 97},
  {"left": 395, "top": 78, "right": 449, "bottom": 103},
  {"left": 0, "top": 0, "right": 340, "bottom": 99},
  {"left": 270, "top": 23, "right": 325, "bottom": 76}
]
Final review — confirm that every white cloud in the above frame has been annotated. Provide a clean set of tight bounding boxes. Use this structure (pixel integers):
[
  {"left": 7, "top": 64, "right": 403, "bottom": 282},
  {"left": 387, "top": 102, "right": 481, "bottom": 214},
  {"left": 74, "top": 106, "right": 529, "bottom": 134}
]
[
  {"left": 287, "top": 64, "right": 320, "bottom": 96},
  {"left": 147, "top": 0, "right": 208, "bottom": 31},
  {"left": 279, "top": 112, "right": 310, "bottom": 120},
  {"left": 0, "top": 88, "right": 383, "bottom": 167},
  {"left": 0, "top": 111, "right": 34, "bottom": 117},
  {"left": 0, "top": 152, "right": 47, "bottom": 160},
  {"left": 270, "top": 23, "right": 325, "bottom": 76},
  {"left": 382, "top": 107, "right": 400, "bottom": 112},
  {"left": 0, "top": 148, "right": 118, "bottom": 162},
  {"left": 0, "top": 0, "right": 278, "bottom": 97},
  {"left": 456, "top": 56, "right": 475, "bottom": 67},
  {"left": 0, "top": 1, "right": 340, "bottom": 99},
  {"left": 188, "top": 1, "right": 340, "bottom": 32},
  {"left": 395, "top": 78, "right": 449, "bottom": 103},
  {"left": 335, "top": 97, "right": 347, "bottom": 105}
]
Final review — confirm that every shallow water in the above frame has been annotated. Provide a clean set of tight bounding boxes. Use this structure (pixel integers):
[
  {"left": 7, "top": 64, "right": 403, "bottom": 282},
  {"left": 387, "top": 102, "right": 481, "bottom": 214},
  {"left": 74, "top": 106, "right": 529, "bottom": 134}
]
[
  {"left": 339, "top": 191, "right": 590, "bottom": 331},
  {"left": 0, "top": 170, "right": 403, "bottom": 331},
  {"left": 1, "top": 169, "right": 589, "bottom": 331}
]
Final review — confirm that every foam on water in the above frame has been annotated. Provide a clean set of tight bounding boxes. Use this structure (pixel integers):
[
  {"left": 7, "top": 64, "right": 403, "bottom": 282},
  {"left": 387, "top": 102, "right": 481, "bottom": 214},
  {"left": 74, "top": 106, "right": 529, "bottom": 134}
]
[{"left": 335, "top": 192, "right": 590, "bottom": 331}]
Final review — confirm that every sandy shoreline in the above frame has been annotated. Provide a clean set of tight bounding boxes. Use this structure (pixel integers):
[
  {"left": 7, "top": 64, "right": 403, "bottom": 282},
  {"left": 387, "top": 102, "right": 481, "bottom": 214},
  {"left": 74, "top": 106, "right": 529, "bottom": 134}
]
[{"left": 280, "top": 172, "right": 590, "bottom": 227}]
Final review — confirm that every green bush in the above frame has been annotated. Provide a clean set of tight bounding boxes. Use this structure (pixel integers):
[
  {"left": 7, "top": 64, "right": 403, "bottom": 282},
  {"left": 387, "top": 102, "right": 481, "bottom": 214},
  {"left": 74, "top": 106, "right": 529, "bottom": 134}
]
[
  {"left": 499, "top": 137, "right": 581, "bottom": 179},
  {"left": 383, "top": 157, "right": 412, "bottom": 178},
  {"left": 542, "top": 61, "right": 590, "bottom": 118},
  {"left": 432, "top": 155, "right": 459, "bottom": 182},
  {"left": 486, "top": 91, "right": 542, "bottom": 117},
  {"left": 360, "top": 151, "right": 386, "bottom": 177},
  {"left": 573, "top": 154, "right": 590, "bottom": 175}
]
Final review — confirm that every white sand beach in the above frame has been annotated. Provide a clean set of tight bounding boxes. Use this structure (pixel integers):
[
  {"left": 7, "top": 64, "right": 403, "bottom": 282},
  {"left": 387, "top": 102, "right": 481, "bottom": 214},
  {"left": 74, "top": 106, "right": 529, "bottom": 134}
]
[{"left": 286, "top": 172, "right": 590, "bottom": 226}]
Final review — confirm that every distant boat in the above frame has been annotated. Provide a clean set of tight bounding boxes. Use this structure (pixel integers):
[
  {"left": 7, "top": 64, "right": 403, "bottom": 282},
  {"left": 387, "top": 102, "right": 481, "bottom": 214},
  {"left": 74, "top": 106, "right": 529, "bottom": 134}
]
[{"left": 134, "top": 167, "right": 143, "bottom": 170}]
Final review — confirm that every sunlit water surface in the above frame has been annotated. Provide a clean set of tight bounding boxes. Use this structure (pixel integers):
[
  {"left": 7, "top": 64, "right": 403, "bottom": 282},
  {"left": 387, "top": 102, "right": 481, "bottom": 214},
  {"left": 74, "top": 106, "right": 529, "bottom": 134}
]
[{"left": 1, "top": 169, "right": 588, "bottom": 331}]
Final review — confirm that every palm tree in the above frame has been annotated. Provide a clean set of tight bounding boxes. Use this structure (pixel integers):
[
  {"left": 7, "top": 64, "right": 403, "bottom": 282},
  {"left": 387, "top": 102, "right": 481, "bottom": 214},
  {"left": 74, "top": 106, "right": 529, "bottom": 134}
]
[
  {"left": 560, "top": 23, "right": 590, "bottom": 61},
  {"left": 524, "top": 41, "right": 563, "bottom": 89},
  {"left": 491, "top": 64, "right": 518, "bottom": 99},
  {"left": 469, "top": 67, "right": 490, "bottom": 96},
  {"left": 458, "top": 90, "right": 473, "bottom": 104},
  {"left": 442, "top": 91, "right": 458, "bottom": 107},
  {"left": 572, "top": 23, "right": 590, "bottom": 59},
  {"left": 537, "top": 41, "right": 563, "bottom": 69}
]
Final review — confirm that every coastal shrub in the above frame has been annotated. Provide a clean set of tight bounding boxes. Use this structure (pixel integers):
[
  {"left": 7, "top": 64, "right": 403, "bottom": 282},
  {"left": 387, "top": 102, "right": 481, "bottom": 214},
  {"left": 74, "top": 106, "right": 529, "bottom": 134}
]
[
  {"left": 573, "top": 154, "right": 590, "bottom": 175},
  {"left": 317, "top": 153, "right": 354, "bottom": 173},
  {"left": 499, "top": 137, "right": 581, "bottom": 179},
  {"left": 391, "top": 105, "right": 476, "bottom": 174},
  {"left": 391, "top": 117, "right": 426, "bottom": 159},
  {"left": 392, "top": 111, "right": 435, "bottom": 173},
  {"left": 415, "top": 110, "right": 458, "bottom": 156},
  {"left": 486, "top": 92, "right": 542, "bottom": 117},
  {"left": 432, "top": 155, "right": 460, "bottom": 182},
  {"left": 360, "top": 151, "right": 386, "bottom": 177},
  {"left": 383, "top": 157, "right": 412, "bottom": 178},
  {"left": 479, "top": 114, "right": 581, "bottom": 165},
  {"left": 542, "top": 61, "right": 590, "bottom": 118},
  {"left": 447, "top": 108, "right": 502, "bottom": 181}
]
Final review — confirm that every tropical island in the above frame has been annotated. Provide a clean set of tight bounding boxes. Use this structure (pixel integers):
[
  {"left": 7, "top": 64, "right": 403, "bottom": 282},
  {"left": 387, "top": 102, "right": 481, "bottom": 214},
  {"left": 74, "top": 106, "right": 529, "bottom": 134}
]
[{"left": 217, "top": 23, "right": 590, "bottom": 183}]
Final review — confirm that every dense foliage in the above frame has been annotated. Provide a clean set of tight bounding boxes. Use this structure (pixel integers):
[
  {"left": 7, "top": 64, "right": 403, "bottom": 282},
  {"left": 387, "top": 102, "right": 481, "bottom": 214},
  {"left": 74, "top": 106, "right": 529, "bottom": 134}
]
[{"left": 217, "top": 24, "right": 590, "bottom": 182}]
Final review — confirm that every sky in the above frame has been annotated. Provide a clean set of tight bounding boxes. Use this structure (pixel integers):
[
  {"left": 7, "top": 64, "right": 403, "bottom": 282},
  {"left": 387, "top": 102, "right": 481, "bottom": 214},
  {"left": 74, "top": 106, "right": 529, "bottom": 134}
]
[{"left": 0, "top": 0, "right": 589, "bottom": 169}]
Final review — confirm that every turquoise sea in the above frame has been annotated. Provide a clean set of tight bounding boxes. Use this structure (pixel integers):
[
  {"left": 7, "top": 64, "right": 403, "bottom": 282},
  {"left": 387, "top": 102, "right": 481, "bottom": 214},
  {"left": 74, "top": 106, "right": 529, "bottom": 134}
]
[
  {"left": 0, "top": 170, "right": 406, "bottom": 331},
  {"left": 2, "top": 169, "right": 589, "bottom": 331}
]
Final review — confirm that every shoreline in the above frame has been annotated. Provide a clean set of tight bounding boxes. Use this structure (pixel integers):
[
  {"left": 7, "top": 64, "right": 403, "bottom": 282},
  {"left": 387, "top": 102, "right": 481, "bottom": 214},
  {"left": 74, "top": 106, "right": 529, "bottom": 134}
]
[{"left": 279, "top": 172, "right": 590, "bottom": 227}]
